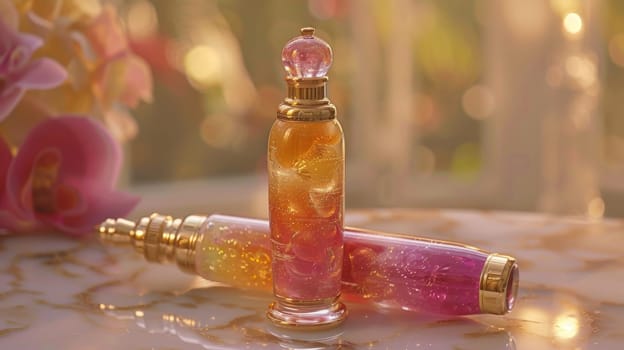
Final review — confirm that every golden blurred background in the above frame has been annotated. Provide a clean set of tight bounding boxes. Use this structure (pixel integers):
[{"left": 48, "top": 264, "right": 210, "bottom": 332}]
[{"left": 118, "top": 0, "right": 624, "bottom": 218}]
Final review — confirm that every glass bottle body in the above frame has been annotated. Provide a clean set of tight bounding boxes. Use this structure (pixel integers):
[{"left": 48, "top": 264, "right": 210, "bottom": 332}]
[
  {"left": 193, "top": 214, "right": 516, "bottom": 316},
  {"left": 266, "top": 118, "right": 346, "bottom": 326},
  {"left": 268, "top": 119, "right": 345, "bottom": 299}
]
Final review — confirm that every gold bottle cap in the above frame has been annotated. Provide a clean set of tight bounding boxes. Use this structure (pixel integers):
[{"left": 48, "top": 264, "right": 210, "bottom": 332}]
[
  {"left": 479, "top": 254, "right": 519, "bottom": 314},
  {"left": 278, "top": 27, "right": 336, "bottom": 121},
  {"left": 99, "top": 218, "right": 136, "bottom": 244},
  {"left": 98, "top": 214, "right": 206, "bottom": 273}
]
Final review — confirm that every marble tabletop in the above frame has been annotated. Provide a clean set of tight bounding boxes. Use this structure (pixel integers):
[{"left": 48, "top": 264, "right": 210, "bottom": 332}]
[{"left": 1, "top": 208, "right": 622, "bottom": 349}]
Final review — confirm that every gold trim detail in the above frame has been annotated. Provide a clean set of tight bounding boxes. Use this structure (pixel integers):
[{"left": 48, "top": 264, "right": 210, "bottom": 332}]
[
  {"left": 173, "top": 215, "right": 205, "bottom": 273},
  {"left": 300, "top": 27, "right": 315, "bottom": 37},
  {"left": 144, "top": 214, "right": 167, "bottom": 262},
  {"left": 98, "top": 214, "right": 207, "bottom": 274},
  {"left": 278, "top": 77, "right": 336, "bottom": 121},
  {"left": 479, "top": 253, "right": 519, "bottom": 315}
]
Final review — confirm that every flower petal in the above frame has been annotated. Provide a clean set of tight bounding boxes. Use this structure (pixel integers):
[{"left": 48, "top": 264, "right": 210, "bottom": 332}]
[
  {"left": 0, "top": 12, "right": 42, "bottom": 59},
  {"left": 0, "top": 87, "right": 24, "bottom": 122},
  {"left": 54, "top": 183, "right": 87, "bottom": 216},
  {"left": 85, "top": 4, "right": 128, "bottom": 59},
  {"left": 5, "top": 117, "right": 123, "bottom": 214},
  {"left": 14, "top": 58, "right": 67, "bottom": 89},
  {"left": 4, "top": 116, "right": 139, "bottom": 236},
  {"left": 0, "top": 136, "right": 12, "bottom": 196},
  {"left": 13, "top": 32, "right": 43, "bottom": 55},
  {"left": 103, "top": 106, "right": 138, "bottom": 142},
  {"left": 0, "top": 136, "right": 37, "bottom": 233},
  {"left": 0, "top": 210, "right": 42, "bottom": 234},
  {"left": 0, "top": 211, "right": 16, "bottom": 233},
  {"left": 24, "top": 11, "right": 55, "bottom": 36},
  {"left": 48, "top": 190, "right": 139, "bottom": 236},
  {"left": 120, "top": 54, "right": 153, "bottom": 107}
]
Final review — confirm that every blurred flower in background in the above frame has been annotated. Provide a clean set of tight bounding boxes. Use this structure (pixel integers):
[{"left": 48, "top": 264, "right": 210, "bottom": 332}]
[
  {"left": 0, "top": 0, "right": 149, "bottom": 235},
  {"left": 1, "top": 0, "right": 153, "bottom": 144},
  {"left": 0, "top": 7, "right": 66, "bottom": 121}
]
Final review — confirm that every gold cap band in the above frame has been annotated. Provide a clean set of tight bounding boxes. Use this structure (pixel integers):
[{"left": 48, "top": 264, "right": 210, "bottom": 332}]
[
  {"left": 278, "top": 77, "right": 336, "bottom": 121},
  {"left": 286, "top": 77, "right": 328, "bottom": 100},
  {"left": 98, "top": 214, "right": 206, "bottom": 274},
  {"left": 479, "top": 253, "right": 519, "bottom": 315},
  {"left": 173, "top": 215, "right": 207, "bottom": 273}
]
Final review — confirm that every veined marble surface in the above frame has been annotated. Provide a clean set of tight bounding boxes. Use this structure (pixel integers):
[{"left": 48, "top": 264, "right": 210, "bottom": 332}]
[{"left": 1, "top": 209, "right": 622, "bottom": 349}]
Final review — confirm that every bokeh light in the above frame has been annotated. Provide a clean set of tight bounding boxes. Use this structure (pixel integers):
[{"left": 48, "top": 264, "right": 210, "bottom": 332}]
[
  {"left": 462, "top": 85, "right": 495, "bottom": 120},
  {"left": 184, "top": 45, "right": 223, "bottom": 88},
  {"left": 126, "top": 0, "right": 158, "bottom": 39},
  {"left": 563, "top": 13, "right": 583, "bottom": 35},
  {"left": 200, "top": 114, "right": 240, "bottom": 149},
  {"left": 565, "top": 54, "right": 596, "bottom": 88},
  {"left": 587, "top": 197, "right": 605, "bottom": 219},
  {"left": 553, "top": 313, "right": 580, "bottom": 340}
]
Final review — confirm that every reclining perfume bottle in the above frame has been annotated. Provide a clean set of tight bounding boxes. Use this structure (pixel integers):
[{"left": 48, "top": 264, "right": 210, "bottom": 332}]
[
  {"left": 100, "top": 213, "right": 519, "bottom": 316},
  {"left": 267, "top": 27, "right": 347, "bottom": 327}
]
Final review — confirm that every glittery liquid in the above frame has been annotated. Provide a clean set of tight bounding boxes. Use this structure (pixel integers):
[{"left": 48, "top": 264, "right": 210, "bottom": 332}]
[
  {"left": 194, "top": 215, "right": 498, "bottom": 315},
  {"left": 268, "top": 119, "right": 345, "bottom": 303},
  {"left": 340, "top": 232, "right": 488, "bottom": 315},
  {"left": 195, "top": 215, "right": 273, "bottom": 291}
]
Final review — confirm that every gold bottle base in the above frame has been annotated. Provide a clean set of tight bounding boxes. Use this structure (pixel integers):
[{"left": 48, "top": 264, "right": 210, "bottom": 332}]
[{"left": 267, "top": 295, "right": 347, "bottom": 329}]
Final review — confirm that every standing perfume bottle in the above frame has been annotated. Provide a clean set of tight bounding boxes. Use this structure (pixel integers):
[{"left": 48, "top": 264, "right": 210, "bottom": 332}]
[
  {"left": 100, "top": 213, "right": 519, "bottom": 316},
  {"left": 267, "top": 27, "right": 346, "bottom": 327}
]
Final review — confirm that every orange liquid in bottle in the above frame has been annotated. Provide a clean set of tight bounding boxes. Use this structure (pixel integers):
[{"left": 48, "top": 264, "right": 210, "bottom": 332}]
[{"left": 268, "top": 119, "right": 344, "bottom": 301}]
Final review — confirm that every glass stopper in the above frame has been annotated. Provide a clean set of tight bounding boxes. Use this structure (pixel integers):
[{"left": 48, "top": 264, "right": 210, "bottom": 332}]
[{"left": 281, "top": 27, "right": 333, "bottom": 78}]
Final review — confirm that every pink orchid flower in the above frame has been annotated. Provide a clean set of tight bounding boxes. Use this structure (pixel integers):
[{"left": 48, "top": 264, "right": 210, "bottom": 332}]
[
  {"left": 0, "top": 116, "right": 139, "bottom": 236},
  {"left": 0, "top": 137, "right": 18, "bottom": 234},
  {"left": 0, "top": 12, "right": 67, "bottom": 121}
]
